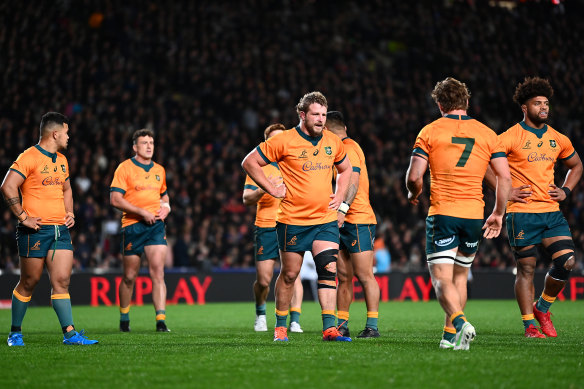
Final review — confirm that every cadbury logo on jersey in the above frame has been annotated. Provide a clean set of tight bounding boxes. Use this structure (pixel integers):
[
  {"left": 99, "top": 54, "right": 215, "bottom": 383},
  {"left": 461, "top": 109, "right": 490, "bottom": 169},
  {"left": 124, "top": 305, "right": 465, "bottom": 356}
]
[
  {"left": 42, "top": 176, "right": 63, "bottom": 186},
  {"left": 302, "top": 161, "right": 332, "bottom": 172},
  {"left": 527, "top": 152, "right": 554, "bottom": 163},
  {"left": 135, "top": 184, "right": 159, "bottom": 191}
]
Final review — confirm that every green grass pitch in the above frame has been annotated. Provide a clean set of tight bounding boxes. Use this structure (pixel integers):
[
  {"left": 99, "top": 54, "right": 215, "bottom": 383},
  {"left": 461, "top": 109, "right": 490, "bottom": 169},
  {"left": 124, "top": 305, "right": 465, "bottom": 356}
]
[{"left": 1, "top": 300, "right": 583, "bottom": 388}]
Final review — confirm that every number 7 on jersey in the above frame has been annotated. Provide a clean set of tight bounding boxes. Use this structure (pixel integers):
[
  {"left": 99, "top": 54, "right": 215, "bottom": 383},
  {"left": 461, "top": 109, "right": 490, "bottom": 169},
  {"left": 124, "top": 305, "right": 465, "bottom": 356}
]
[{"left": 452, "top": 137, "right": 475, "bottom": 167}]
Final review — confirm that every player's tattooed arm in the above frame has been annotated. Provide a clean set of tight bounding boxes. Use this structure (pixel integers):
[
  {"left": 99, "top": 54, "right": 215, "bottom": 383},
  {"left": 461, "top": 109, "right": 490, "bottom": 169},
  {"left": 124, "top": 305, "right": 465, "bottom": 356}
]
[{"left": 3, "top": 196, "right": 20, "bottom": 207}]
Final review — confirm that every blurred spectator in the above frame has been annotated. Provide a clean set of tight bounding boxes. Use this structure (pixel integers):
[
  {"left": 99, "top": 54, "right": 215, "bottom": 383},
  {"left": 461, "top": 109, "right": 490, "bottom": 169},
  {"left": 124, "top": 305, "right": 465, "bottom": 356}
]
[{"left": 1, "top": 0, "right": 583, "bottom": 271}]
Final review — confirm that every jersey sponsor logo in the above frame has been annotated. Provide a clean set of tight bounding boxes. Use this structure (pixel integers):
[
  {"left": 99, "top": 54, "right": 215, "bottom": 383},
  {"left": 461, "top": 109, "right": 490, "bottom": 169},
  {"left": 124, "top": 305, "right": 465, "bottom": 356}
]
[
  {"left": 134, "top": 184, "right": 159, "bottom": 191},
  {"left": 434, "top": 236, "right": 455, "bottom": 247},
  {"left": 298, "top": 150, "right": 308, "bottom": 159},
  {"left": 31, "top": 240, "right": 41, "bottom": 250},
  {"left": 42, "top": 176, "right": 64, "bottom": 186},
  {"left": 61, "top": 164, "right": 66, "bottom": 173},
  {"left": 313, "top": 149, "right": 319, "bottom": 156},
  {"left": 41, "top": 165, "right": 49, "bottom": 174},
  {"left": 257, "top": 246, "right": 264, "bottom": 255},
  {"left": 287, "top": 236, "right": 297, "bottom": 246},
  {"left": 351, "top": 240, "right": 357, "bottom": 247},
  {"left": 537, "top": 141, "right": 543, "bottom": 147},
  {"left": 325, "top": 146, "right": 332, "bottom": 155},
  {"left": 53, "top": 166, "right": 58, "bottom": 172},
  {"left": 301, "top": 161, "right": 332, "bottom": 172},
  {"left": 550, "top": 139, "right": 557, "bottom": 148},
  {"left": 527, "top": 152, "right": 554, "bottom": 162},
  {"left": 465, "top": 240, "right": 479, "bottom": 248},
  {"left": 515, "top": 230, "right": 525, "bottom": 240},
  {"left": 522, "top": 140, "right": 531, "bottom": 149}
]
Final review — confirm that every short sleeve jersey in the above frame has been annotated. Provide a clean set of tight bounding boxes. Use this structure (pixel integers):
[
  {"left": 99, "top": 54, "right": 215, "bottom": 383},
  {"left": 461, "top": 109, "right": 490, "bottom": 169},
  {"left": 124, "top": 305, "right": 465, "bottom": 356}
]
[
  {"left": 9, "top": 145, "right": 69, "bottom": 225},
  {"left": 244, "top": 162, "right": 282, "bottom": 228},
  {"left": 341, "top": 138, "right": 376, "bottom": 225},
  {"left": 413, "top": 115, "right": 506, "bottom": 219},
  {"left": 499, "top": 121, "right": 576, "bottom": 213},
  {"left": 110, "top": 157, "right": 168, "bottom": 228},
  {"left": 257, "top": 126, "right": 347, "bottom": 225}
]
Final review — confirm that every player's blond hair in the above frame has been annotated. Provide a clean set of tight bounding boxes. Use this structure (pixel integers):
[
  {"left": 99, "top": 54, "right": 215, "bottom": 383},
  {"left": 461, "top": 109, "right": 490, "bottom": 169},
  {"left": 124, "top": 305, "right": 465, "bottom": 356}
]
[
  {"left": 296, "top": 91, "right": 328, "bottom": 117},
  {"left": 264, "top": 123, "right": 286, "bottom": 140},
  {"left": 431, "top": 77, "right": 470, "bottom": 113}
]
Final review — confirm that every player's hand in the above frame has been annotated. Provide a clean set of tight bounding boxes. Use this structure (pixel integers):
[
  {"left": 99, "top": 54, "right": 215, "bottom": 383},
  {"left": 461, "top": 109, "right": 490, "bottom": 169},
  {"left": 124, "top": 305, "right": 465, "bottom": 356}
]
[
  {"left": 510, "top": 185, "right": 532, "bottom": 203},
  {"left": 337, "top": 211, "right": 346, "bottom": 228},
  {"left": 64, "top": 213, "right": 75, "bottom": 228},
  {"left": 407, "top": 191, "right": 419, "bottom": 205},
  {"left": 329, "top": 193, "right": 343, "bottom": 210},
  {"left": 270, "top": 183, "right": 286, "bottom": 198},
  {"left": 548, "top": 184, "right": 566, "bottom": 202},
  {"left": 141, "top": 209, "right": 156, "bottom": 225},
  {"left": 156, "top": 206, "right": 170, "bottom": 221},
  {"left": 22, "top": 215, "right": 42, "bottom": 231},
  {"left": 482, "top": 213, "right": 503, "bottom": 239}
]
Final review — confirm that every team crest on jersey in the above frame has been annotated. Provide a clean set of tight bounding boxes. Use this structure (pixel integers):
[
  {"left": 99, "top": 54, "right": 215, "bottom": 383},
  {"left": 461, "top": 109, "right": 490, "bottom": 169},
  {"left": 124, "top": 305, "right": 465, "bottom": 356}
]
[
  {"left": 125, "top": 242, "right": 133, "bottom": 251},
  {"left": 324, "top": 146, "right": 332, "bottom": 155},
  {"left": 31, "top": 240, "right": 41, "bottom": 250},
  {"left": 61, "top": 164, "right": 66, "bottom": 173},
  {"left": 298, "top": 150, "right": 308, "bottom": 159},
  {"left": 522, "top": 141, "right": 531, "bottom": 149},
  {"left": 550, "top": 139, "right": 557, "bottom": 148},
  {"left": 257, "top": 246, "right": 264, "bottom": 255},
  {"left": 537, "top": 141, "right": 543, "bottom": 147},
  {"left": 41, "top": 165, "right": 49, "bottom": 174},
  {"left": 155, "top": 175, "right": 160, "bottom": 181},
  {"left": 515, "top": 230, "right": 525, "bottom": 240}
]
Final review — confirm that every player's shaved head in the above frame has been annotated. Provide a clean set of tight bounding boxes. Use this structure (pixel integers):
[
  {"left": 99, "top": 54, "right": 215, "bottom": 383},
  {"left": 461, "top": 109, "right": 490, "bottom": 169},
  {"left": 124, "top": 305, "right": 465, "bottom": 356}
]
[
  {"left": 39, "top": 112, "right": 69, "bottom": 138},
  {"left": 326, "top": 111, "right": 346, "bottom": 132}
]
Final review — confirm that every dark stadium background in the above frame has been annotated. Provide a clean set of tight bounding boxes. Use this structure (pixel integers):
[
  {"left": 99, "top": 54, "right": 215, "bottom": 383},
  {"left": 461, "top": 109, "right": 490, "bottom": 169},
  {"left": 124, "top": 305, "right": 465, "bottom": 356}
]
[{"left": 1, "top": 0, "right": 583, "bottom": 275}]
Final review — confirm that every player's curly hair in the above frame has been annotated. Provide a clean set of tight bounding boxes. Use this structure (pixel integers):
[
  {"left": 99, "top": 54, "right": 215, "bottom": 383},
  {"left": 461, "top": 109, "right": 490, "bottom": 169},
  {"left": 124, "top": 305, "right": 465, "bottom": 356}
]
[
  {"left": 264, "top": 123, "right": 286, "bottom": 140},
  {"left": 296, "top": 91, "right": 328, "bottom": 116},
  {"left": 132, "top": 129, "right": 155, "bottom": 144},
  {"left": 431, "top": 77, "right": 470, "bottom": 113},
  {"left": 513, "top": 77, "right": 553, "bottom": 106}
]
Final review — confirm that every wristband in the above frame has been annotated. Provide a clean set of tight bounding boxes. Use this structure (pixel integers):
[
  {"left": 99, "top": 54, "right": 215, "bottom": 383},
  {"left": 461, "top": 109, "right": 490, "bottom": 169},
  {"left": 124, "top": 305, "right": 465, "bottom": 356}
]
[
  {"left": 17, "top": 210, "right": 28, "bottom": 222},
  {"left": 561, "top": 186, "right": 571, "bottom": 199},
  {"left": 338, "top": 201, "right": 350, "bottom": 215},
  {"left": 161, "top": 202, "right": 171, "bottom": 212}
]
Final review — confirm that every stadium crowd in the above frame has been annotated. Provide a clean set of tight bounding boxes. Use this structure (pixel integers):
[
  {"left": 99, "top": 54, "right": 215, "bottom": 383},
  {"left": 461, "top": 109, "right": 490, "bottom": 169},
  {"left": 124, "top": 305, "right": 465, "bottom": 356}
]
[{"left": 1, "top": 0, "right": 583, "bottom": 272}]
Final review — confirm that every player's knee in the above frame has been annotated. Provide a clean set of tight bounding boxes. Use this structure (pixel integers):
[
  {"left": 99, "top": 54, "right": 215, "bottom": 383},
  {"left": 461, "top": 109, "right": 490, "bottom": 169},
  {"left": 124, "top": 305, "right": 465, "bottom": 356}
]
[
  {"left": 19, "top": 274, "right": 41, "bottom": 291},
  {"left": 314, "top": 249, "right": 338, "bottom": 290},
  {"left": 256, "top": 274, "right": 271, "bottom": 288},
  {"left": 122, "top": 274, "right": 136, "bottom": 286},
  {"left": 280, "top": 269, "right": 299, "bottom": 284},
  {"left": 549, "top": 252, "right": 575, "bottom": 281}
]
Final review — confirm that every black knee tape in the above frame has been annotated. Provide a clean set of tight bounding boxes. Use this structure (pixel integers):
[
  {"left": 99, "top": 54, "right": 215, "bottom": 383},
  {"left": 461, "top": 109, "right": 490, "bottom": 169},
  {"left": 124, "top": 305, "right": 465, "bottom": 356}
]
[
  {"left": 513, "top": 246, "right": 537, "bottom": 261},
  {"left": 549, "top": 252, "right": 574, "bottom": 281},
  {"left": 314, "top": 249, "right": 338, "bottom": 289},
  {"left": 546, "top": 239, "right": 575, "bottom": 256}
]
